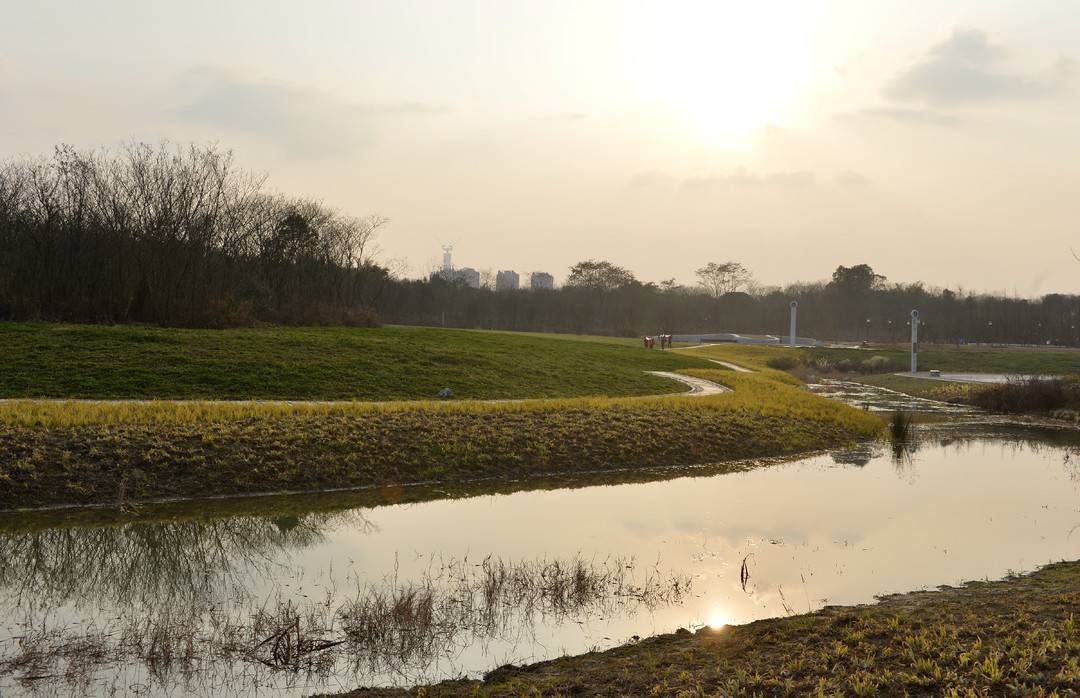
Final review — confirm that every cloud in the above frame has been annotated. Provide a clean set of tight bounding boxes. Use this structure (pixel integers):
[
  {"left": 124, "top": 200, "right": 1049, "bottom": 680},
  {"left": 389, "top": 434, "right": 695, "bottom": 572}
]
[
  {"left": 171, "top": 68, "right": 449, "bottom": 159},
  {"left": 885, "top": 28, "right": 1066, "bottom": 106},
  {"left": 682, "top": 169, "right": 815, "bottom": 191},
  {"left": 629, "top": 168, "right": 815, "bottom": 192},
  {"left": 627, "top": 170, "right": 676, "bottom": 189},
  {"left": 834, "top": 171, "right": 871, "bottom": 189},
  {"left": 839, "top": 106, "right": 961, "bottom": 127}
]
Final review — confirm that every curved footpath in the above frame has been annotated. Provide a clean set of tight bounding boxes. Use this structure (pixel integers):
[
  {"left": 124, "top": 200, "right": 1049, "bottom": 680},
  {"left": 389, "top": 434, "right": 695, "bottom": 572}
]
[
  {"left": 0, "top": 370, "right": 732, "bottom": 406},
  {"left": 646, "top": 371, "right": 731, "bottom": 395}
]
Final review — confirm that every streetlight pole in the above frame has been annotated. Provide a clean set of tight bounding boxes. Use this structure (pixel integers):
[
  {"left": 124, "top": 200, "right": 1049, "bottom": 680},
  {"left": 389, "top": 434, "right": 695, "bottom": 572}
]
[
  {"left": 789, "top": 300, "right": 798, "bottom": 348},
  {"left": 910, "top": 310, "right": 920, "bottom": 373}
]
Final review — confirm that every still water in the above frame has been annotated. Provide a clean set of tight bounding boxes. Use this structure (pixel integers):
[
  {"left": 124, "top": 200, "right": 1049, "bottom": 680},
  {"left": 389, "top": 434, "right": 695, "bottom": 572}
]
[{"left": 1, "top": 424, "right": 1078, "bottom": 695}]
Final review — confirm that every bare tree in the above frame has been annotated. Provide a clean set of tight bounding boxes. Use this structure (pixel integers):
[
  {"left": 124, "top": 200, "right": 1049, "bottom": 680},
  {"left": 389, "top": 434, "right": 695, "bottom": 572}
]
[
  {"left": 695, "top": 262, "right": 753, "bottom": 297},
  {"left": 0, "top": 142, "right": 387, "bottom": 326}
]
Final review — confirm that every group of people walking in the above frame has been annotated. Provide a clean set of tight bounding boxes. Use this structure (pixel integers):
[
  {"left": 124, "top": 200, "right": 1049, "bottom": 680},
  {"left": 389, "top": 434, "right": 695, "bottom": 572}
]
[{"left": 643, "top": 334, "right": 673, "bottom": 350}]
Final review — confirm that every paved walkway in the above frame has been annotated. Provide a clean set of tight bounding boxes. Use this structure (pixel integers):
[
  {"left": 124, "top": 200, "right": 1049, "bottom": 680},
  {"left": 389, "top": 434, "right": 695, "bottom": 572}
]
[
  {"left": 646, "top": 371, "right": 731, "bottom": 395},
  {"left": 708, "top": 359, "right": 754, "bottom": 373}
]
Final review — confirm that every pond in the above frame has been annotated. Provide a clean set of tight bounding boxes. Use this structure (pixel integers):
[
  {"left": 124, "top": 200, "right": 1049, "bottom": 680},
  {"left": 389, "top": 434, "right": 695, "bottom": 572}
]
[{"left": 1, "top": 422, "right": 1078, "bottom": 694}]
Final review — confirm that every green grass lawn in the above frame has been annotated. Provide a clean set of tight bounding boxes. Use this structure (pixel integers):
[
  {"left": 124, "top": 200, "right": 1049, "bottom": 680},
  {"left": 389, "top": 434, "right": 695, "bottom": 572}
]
[
  {"left": 804, "top": 344, "right": 1080, "bottom": 375},
  {"left": 679, "top": 342, "right": 1080, "bottom": 376},
  {"left": 0, "top": 323, "right": 712, "bottom": 400}
]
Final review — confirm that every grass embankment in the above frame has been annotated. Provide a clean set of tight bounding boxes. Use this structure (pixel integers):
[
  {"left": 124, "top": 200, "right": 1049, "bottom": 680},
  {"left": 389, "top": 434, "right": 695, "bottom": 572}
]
[
  {"left": 0, "top": 367, "right": 880, "bottom": 510},
  {"left": 0, "top": 323, "right": 709, "bottom": 400},
  {"left": 338, "top": 561, "right": 1080, "bottom": 697}
]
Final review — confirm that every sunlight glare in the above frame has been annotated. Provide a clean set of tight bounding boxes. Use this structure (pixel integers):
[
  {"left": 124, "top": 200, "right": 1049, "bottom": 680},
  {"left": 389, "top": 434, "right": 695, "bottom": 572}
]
[
  {"left": 707, "top": 608, "right": 729, "bottom": 629},
  {"left": 633, "top": 1, "right": 811, "bottom": 147}
]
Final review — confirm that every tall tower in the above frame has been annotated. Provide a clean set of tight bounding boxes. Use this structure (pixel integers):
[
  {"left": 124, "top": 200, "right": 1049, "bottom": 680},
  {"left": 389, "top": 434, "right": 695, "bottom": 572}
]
[
  {"left": 789, "top": 300, "right": 798, "bottom": 347},
  {"left": 441, "top": 245, "right": 453, "bottom": 273}
]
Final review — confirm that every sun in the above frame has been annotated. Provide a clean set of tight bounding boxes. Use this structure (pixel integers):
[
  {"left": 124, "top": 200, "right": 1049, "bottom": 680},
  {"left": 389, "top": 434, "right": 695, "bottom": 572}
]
[
  {"left": 631, "top": 2, "right": 812, "bottom": 146},
  {"left": 706, "top": 608, "right": 729, "bottom": 629}
]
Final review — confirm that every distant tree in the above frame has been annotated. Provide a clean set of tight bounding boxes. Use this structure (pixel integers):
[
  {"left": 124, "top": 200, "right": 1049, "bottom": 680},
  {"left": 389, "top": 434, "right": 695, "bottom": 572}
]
[
  {"left": 830, "top": 264, "right": 885, "bottom": 295},
  {"left": 565, "top": 259, "right": 636, "bottom": 290},
  {"left": 695, "top": 262, "right": 752, "bottom": 297}
]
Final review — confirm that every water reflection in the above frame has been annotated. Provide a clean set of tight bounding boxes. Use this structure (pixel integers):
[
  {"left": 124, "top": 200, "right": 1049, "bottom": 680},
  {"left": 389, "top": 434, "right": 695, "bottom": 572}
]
[
  {"left": 2, "top": 424, "right": 1080, "bottom": 696},
  {"left": 0, "top": 509, "right": 374, "bottom": 611}
]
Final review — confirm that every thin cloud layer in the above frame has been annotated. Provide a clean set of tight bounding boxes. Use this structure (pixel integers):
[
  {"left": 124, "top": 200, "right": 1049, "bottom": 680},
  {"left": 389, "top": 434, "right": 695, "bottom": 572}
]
[
  {"left": 834, "top": 171, "right": 871, "bottom": 189},
  {"left": 171, "top": 68, "right": 448, "bottom": 159},
  {"left": 885, "top": 28, "right": 1066, "bottom": 106},
  {"left": 682, "top": 169, "right": 815, "bottom": 191},
  {"left": 629, "top": 168, "right": 817, "bottom": 192},
  {"left": 847, "top": 107, "right": 961, "bottom": 127}
]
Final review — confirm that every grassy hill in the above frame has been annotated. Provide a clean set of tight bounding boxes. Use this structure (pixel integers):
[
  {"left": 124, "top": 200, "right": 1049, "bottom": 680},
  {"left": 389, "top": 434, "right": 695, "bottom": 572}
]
[{"left": 0, "top": 323, "right": 711, "bottom": 400}]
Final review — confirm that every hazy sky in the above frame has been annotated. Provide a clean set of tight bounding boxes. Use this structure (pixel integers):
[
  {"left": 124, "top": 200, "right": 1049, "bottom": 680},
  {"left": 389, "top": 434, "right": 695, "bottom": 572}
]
[{"left": 3, "top": 1, "right": 1079, "bottom": 293}]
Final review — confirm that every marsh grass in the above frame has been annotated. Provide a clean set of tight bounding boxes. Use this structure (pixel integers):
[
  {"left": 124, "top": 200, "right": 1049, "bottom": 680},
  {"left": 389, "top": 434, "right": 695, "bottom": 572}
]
[
  {"left": 0, "top": 555, "right": 691, "bottom": 694},
  {"left": 889, "top": 410, "right": 914, "bottom": 441},
  {"left": 970, "top": 376, "right": 1080, "bottom": 414}
]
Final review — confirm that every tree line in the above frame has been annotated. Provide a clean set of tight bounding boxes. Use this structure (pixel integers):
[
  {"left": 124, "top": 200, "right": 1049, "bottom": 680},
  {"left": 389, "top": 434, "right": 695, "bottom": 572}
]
[
  {"left": 0, "top": 143, "right": 388, "bottom": 326},
  {"left": 374, "top": 266, "right": 1080, "bottom": 346},
  {"left": 1, "top": 144, "right": 1077, "bottom": 345}
]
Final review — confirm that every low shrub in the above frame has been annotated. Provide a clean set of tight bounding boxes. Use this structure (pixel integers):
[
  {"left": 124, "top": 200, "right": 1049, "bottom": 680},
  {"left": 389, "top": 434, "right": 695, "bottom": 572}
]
[
  {"left": 765, "top": 356, "right": 797, "bottom": 371},
  {"left": 861, "top": 355, "right": 902, "bottom": 373},
  {"left": 970, "top": 376, "right": 1080, "bottom": 413}
]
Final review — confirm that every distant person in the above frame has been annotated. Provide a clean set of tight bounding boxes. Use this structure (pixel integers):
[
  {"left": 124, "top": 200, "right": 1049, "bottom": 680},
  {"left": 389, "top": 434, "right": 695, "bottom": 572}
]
[{"left": 643, "top": 336, "right": 649, "bottom": 349}]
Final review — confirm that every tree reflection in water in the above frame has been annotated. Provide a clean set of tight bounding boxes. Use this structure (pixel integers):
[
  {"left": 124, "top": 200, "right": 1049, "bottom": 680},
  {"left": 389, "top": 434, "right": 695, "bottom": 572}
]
[{"left": 0, "top": 507, "right": 376, "bottom": 613}]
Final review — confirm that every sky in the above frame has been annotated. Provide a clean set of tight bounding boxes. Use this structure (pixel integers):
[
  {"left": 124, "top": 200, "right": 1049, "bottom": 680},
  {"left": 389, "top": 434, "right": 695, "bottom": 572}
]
[{"left": 2, "top": 0, "right": 1079, "bottom": 294}]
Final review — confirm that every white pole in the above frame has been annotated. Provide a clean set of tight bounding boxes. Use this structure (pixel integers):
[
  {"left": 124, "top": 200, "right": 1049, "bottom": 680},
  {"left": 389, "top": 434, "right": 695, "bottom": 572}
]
[
  {"left": 789, "top": 300, "right": 798, "bottom": 348},
  {"left": 910, "top": 309, "right": 920, "bottom": 373}
]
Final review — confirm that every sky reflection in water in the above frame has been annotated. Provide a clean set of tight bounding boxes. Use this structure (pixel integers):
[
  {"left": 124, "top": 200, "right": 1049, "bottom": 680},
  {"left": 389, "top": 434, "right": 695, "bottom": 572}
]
[{"left": 1, "top": 424, "right": 1078, "bottom": 695}]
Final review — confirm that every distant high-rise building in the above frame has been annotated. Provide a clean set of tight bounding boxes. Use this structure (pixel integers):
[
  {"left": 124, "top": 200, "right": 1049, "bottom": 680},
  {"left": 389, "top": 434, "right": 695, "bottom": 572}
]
[
  {"left": 529, "top": 272, "right": 554, "bottom": 290},
  {"left": 495, "top": 270, "right": 520, "bottom": 291},
  {"left": 456, "top": 267, "right": 481, "bottom": 289},
  {"left": 441, "top": 245, "right": 453, "bottom": 273}
]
